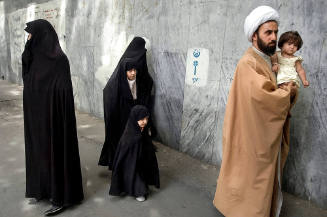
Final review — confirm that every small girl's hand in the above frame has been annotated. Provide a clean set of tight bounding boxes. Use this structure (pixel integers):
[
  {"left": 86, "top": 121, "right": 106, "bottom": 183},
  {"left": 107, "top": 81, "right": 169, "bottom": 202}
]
[{"left": 303, "top": 80, "right": 309, "bottom": 87}]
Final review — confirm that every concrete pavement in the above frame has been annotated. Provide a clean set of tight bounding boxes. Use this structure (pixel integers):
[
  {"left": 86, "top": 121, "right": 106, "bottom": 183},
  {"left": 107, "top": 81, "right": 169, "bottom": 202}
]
[{"left": 0, "top": 80, "right": 326, "bottom": 217}]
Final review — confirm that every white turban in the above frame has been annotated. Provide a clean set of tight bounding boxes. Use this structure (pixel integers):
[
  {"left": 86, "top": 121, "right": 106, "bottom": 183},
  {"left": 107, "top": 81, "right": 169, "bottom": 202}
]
[{"left": 244, "top": 6, "right": 279, "bottom": 42}]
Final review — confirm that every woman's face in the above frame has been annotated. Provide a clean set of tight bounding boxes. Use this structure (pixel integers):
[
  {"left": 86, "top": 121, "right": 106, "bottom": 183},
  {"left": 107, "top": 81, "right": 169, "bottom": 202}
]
[
  {"left": 137, "top": 116, "right": 149, "bottom": 129},
  {"left": 27, "top": 33, "right": 32, "bottom": 40},
  {"left": 126, "top": 68, "right": 137, "bottom": 80}
]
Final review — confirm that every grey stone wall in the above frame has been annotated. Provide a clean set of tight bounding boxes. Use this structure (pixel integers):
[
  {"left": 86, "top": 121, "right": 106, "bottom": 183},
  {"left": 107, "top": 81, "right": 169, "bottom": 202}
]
[
  {"left": 0, "top": 0, "right": 326, "bottom": 208},
  {"left": 0, "top": 1, "right": 8, "bottom": 80}
]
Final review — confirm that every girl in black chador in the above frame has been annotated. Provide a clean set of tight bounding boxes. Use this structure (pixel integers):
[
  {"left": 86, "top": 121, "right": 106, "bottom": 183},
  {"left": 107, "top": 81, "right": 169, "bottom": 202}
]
[
  {"left": 109, "top": 105, "right": 160, "bottom": 201},
  {"left": 98, "top": 37, "right": 154, "bottom": 170},
  {"left": 22, "top": 19, "right": 83, "bottom": 216}
]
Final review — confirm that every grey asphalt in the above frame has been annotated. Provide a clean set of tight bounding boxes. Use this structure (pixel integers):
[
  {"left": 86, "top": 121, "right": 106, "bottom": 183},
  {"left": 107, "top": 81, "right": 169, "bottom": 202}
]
[{"left": 0, "top": 80, "right": 326, "bottom": 217}]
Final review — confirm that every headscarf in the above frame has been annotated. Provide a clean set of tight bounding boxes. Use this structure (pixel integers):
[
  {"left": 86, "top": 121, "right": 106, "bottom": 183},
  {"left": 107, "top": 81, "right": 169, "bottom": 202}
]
[
  {"left": 23, "top": 19, "right": 62, "bottom": 58},
  {"left": 120, "top": 105, "right": 150, "bottom": 141},
  {"left": 244, "top": 6, "right": 279, "bottom": 42},
  {"left": 21, "top": 19, "right": 66, "bottom": 90}
]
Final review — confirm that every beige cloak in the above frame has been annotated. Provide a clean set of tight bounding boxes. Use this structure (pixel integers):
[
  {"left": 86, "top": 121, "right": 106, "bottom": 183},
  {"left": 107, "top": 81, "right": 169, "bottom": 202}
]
[{"left": 213, "top": 48, "right": 296, "bottom": 217}]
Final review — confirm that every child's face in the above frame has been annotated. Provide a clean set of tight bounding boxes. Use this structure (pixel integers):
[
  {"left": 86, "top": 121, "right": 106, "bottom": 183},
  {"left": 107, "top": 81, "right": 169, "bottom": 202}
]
[
  {"left": 281, "top": 41, "right": 298, "bottom": 56},
  {"left": 137, "top": 116, "right": 149, "bottom": 129},
  {"left": 126, "top": 68, "right": 137, "bottom": 80}
]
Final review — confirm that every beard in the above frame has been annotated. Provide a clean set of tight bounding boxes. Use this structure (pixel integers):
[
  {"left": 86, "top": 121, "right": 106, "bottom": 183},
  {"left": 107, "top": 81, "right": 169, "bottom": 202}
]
[{"left": 257, "top": 35, "right": 276, "bottom": 56}]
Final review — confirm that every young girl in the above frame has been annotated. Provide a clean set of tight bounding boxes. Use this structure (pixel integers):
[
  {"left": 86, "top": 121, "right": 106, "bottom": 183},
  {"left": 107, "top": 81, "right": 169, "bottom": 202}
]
[
  {"left": 109, "top": 105, "right": 160, "bottom": 202},
  {"left": 272, "top": 31, "right": 309, "bottom": 88}
]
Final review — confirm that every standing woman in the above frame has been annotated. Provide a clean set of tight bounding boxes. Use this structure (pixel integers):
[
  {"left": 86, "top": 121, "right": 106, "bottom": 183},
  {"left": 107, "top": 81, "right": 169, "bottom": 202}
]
[
  {"left": 22, "top": 19, "right": 84, "bottom": 216},
  {"left": 98, "top": 37, "right": 154, "bottom": 170}
]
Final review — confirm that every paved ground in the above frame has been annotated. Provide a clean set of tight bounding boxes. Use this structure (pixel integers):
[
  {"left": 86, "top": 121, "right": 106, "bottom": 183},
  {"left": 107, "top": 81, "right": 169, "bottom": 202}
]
[{"left": 0, "top": 80, "right": 326, "bottom": 217}]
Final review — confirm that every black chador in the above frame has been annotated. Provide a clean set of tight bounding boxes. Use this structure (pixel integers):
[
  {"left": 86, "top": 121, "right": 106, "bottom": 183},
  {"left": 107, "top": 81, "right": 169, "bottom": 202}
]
[
  {"left": 109, "top": 105, "right": 160, "bottom": 198},
  {"left": 98, "top": 37, "right": 154, "bottom": 170},
  {"left": 22, "top": 19, "right": 83, "bottom": 211}
]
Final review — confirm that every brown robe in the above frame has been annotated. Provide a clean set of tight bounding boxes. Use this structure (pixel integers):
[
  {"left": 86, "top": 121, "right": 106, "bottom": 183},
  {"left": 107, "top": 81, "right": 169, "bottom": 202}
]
[{"left": 213, "top": 47, "right": 296, "bottom": 217}]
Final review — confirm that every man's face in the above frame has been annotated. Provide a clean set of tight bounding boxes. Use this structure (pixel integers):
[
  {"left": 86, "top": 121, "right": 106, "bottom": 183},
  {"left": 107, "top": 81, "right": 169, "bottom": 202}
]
[{"left": 253, "top": 21, "right": 278, "bottom": 56}]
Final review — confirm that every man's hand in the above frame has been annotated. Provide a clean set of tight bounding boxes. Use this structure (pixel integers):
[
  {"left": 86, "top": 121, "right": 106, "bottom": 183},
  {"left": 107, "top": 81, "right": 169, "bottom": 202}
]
[
  {"left": 279, "top": 82, "right": 297, "bottom": 98},
  {"left": 278, "top": 82, "right": 289, "bottom": 90},
  {"left": 272, "top": 63, "right": 279, "bottom": 73}
]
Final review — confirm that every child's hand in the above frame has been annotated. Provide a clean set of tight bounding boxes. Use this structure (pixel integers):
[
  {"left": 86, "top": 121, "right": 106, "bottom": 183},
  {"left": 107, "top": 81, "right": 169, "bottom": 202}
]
[
  {"left": 303, "top": 80, "right": 309, "bottom": 88},
  {"left": 272, "top": 63, "right": 279, "bottom": 73}
]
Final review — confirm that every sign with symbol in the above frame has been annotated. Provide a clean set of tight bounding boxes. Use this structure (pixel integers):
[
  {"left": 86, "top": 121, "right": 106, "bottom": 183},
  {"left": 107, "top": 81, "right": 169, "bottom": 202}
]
[
  {"left": 193, "top": 49, "right": 200, "bottom": 58},
  {"left": 185, "top": 48, "right": 209, "bottom": 86},
  {"left": 193, "top": 60, "right": 198, "bottom": 75}
]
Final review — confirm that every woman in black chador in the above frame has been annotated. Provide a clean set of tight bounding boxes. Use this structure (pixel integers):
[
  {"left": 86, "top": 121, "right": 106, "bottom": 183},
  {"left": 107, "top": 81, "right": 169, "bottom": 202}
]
[
  {"left": 98, "top": 37, "right": 154, "bottom": 170},
  {"left": 22, "top": 19, "right": 83, "bottom": 216},
  {"left": 109, "top": 105, "right": 160, "bottom": 201}
]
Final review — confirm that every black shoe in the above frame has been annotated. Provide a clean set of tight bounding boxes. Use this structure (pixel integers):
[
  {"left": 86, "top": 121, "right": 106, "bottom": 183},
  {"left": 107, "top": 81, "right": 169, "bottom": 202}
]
[
  {"left": 120, "top": 192, "right": 127, "bottom": 197},
  {"left": 44, "top": 205, "right": 65, "bottom": 216},
  {"left": 28, "top": 198, "right": 40, "bottom": 204}
]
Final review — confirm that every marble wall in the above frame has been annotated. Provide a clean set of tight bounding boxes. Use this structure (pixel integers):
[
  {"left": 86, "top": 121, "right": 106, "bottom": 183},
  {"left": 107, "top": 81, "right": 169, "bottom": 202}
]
[
  {"left": 1, "top": 0, "right": 326, "bottom": 208},
  {"left": 0, "top": 1, "right": 8, "bottom": 80}
]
